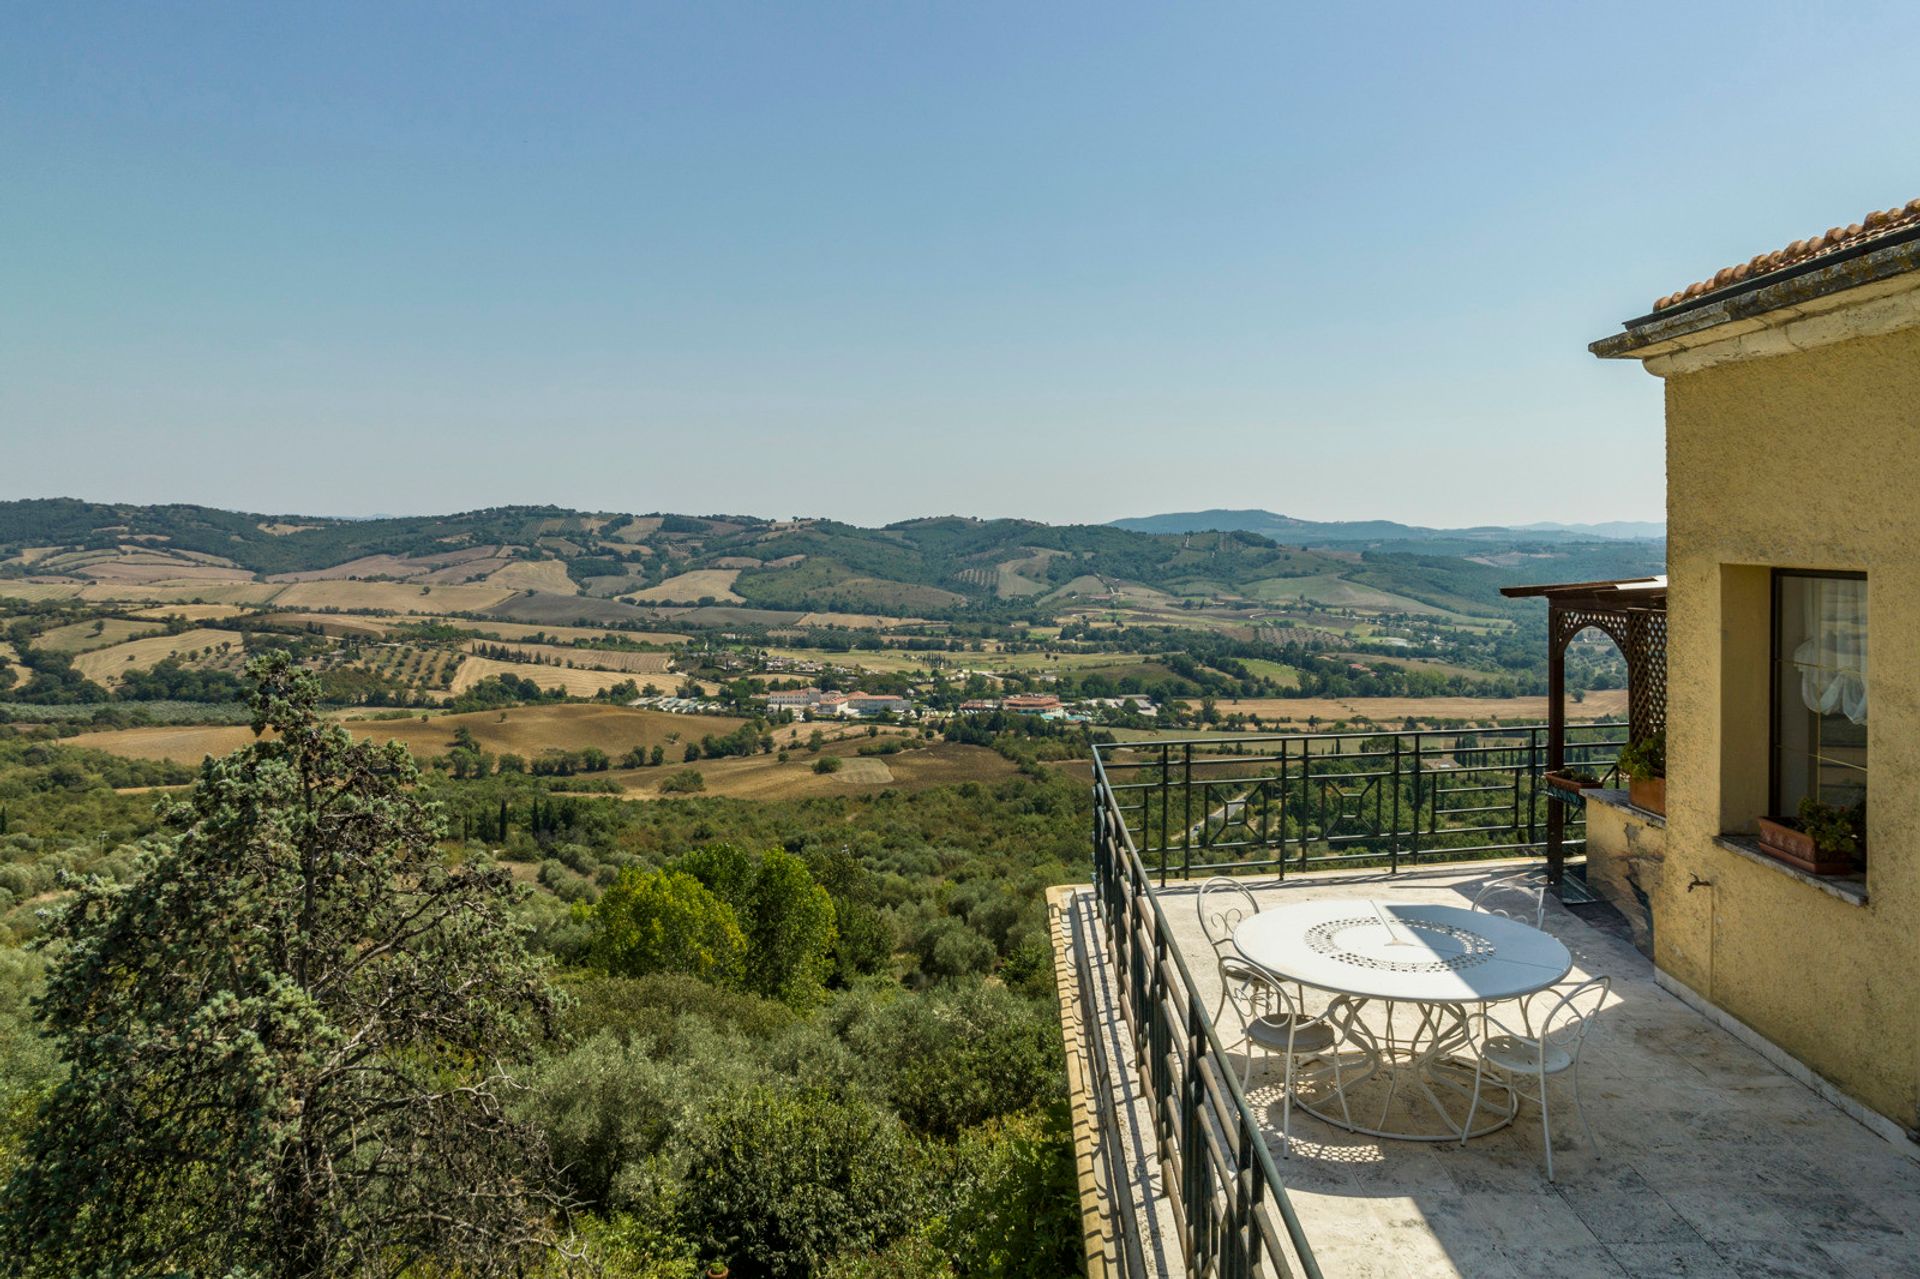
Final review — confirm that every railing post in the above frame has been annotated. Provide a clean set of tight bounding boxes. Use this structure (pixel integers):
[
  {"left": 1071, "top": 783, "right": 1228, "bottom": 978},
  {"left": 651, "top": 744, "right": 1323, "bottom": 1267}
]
[
  {"left": 1158, "top": 743, "right": 1170, "bottom": 888},
  {"left": 1182, "top": 743, "right": 1194, "bottom": 881},
  {"left": 1390, "top": 733, "right": 1402, "bottom": 873}
]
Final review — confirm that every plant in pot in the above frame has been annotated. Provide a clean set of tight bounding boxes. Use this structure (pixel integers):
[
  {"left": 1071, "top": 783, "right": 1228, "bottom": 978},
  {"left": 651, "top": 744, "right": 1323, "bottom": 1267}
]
[
  {"left": 1617, "top": 731, "right": 1666, "bottom": 816},
  {"left": 1756, "top": 796, "right": 1864, "bottom": 876},
  {"left": 1544, "top": 765, "right": 1603, "bottom": 798}
]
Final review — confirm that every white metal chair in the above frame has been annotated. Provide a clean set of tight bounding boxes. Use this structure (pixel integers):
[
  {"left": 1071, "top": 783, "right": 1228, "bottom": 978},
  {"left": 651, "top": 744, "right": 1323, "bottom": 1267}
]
[
  {"left": 1460, "top": 976, "right": 1610, "bottom": 1181},
  {"left": 1196, "top": 876, "right": 1265, "bottom": 1027},
  {"left": 1224, "top": 959, "right": 1355, "bottom": 1155},
  {"left": 1471, "top": 871, "right": 1547, "bottom": 930}
]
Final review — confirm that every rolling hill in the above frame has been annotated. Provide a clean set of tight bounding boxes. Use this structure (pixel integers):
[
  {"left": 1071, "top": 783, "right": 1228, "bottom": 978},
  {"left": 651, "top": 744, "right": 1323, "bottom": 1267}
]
[
  {"left": 1108, "top": 507, "right": 1665, "bottom": 544},
  {"left": 0, "top": 498, "right": 1664, "bottom": 627}
]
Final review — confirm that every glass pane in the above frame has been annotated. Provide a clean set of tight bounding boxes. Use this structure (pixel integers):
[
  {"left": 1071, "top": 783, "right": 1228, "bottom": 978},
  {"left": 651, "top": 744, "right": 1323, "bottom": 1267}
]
[{"left": 1773, "top": 574, "right": 1868, "bottom": 817}]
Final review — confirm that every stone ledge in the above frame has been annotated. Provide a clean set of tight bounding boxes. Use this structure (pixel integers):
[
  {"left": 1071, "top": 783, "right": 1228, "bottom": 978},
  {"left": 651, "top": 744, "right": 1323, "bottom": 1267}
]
[
  {"left": 1585, "top": 787, "right": 1666, "bottom": 829},
  {"left": 1711, "top": 834, "right": 1868, "bottom": 905}
]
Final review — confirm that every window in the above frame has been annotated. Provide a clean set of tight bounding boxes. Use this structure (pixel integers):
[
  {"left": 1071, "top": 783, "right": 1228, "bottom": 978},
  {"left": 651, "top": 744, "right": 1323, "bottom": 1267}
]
[{"left": 1771, "top": 571, "right": 1867, "bottom": 823}]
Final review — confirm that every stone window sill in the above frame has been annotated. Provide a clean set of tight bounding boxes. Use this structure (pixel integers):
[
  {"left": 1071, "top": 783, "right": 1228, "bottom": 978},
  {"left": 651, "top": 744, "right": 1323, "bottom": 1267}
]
[{"left": 1712, "top": 834, "right": 1869, "bottom": 906}]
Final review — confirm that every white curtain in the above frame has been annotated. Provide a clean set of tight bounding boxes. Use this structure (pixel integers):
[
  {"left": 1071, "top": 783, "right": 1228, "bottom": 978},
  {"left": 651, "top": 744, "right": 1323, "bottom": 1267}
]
[{"left": 1795, "top": 576, "right": 1868, "bottom": 725}]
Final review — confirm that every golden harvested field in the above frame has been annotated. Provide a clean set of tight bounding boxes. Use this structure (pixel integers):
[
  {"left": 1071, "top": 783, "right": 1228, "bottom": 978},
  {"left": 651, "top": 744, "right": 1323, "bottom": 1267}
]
[
  {"left": 0, "top": 581, "right": 88, "bottom": 601},
  {"left": 126, "top": 603, "right": 257, "bottom": 622},
  {"left": 612, "top": 742, "right": 1017, "bottom": 800},
  {"left": 31, "top": 618, "right": 167, "bottom": 653},
  {"left": 468, "top": 641, "right": 675, "bottom": 675},
  {"left": 273, "top": 581, "right": 517, "bottom": 614},
  {"left": 423, "top": 617, "right": 688, "bottom": 645},
  {"left": 794, "top": 612, "right": 928, "bottom": 630},
  {"left": 608, "top": 517, "right": 664, "bottom": 543},
  {"left": 449, "top": 655, "right": 654, "bottom": 698},
  {"left": 484, "top": 559, "right": 578, "bottom": 595},
  {"left": 71, "top": 628, "right": 243, "bottom": 686},
  {"left": 78, "top": 582, "right": 285, "bottom": 605},
  {"left": 70, "top": 703, "right": 749, "bottom": 766},
  {"left": 74, "top": 560, "right": 254, "bottom": 585},
  {"left": 266, "top": 612, "right": 397, "bottom": 638},
  {"left": 625, "top": 569, "right": 743, "bottom": 604}
]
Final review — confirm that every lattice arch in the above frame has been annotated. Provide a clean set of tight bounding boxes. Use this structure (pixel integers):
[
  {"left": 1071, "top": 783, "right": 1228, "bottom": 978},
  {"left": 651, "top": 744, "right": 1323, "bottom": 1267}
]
[{"left": 1552, "top": 605, "right": 1667, "bottom": 745}]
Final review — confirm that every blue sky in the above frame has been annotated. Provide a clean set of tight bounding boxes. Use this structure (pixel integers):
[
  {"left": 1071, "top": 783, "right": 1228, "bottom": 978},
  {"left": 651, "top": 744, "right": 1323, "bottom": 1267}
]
[{"left": 3, "top": 3, "right": 1915, "bottom": 527}]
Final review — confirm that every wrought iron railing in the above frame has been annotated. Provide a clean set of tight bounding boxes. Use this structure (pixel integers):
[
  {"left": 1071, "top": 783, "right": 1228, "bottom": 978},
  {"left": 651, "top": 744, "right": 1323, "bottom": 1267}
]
[
  {"left": 1096, "top": 722, "right": 1625, "bottom": 885},
  {"left": 1084, "top": 722, "right": 1623, "bottom": 1276},
  {"left": 1091, "top": 752, "right": 1323, "bottom": 1279}
]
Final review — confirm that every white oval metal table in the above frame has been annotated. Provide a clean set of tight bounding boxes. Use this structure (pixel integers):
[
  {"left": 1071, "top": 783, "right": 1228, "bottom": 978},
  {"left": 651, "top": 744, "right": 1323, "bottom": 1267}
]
[{"left": 1233, "top": 899, "right": 1572, "bottom": 1141}]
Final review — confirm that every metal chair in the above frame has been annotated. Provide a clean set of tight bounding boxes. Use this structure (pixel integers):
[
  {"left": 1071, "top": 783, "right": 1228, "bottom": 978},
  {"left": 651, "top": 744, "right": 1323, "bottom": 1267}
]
[
  {"left": 1460, "top": 975, "right": 1611, "bottom": 1181},
  {"left": 1472, "top": 871, "right": 1547, "bottom": 930},
  {"left": 1224, "top": 959, "right": 1355, "bottom": 1155},
  {"left": 1196, "top": 876, "right": 1264, "bottom": 1027}
]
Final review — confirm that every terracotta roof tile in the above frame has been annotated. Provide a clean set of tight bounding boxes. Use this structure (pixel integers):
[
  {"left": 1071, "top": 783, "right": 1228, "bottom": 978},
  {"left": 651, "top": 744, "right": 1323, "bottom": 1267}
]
[{"left": 1652, "top": 197, "right": 1920, "bottom": 312}]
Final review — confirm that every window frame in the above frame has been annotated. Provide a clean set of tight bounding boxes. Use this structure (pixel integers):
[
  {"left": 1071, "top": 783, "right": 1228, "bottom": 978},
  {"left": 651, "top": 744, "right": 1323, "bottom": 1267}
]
[{"left": 1768, "top": 567, "right": 1868, "bottom": 820}]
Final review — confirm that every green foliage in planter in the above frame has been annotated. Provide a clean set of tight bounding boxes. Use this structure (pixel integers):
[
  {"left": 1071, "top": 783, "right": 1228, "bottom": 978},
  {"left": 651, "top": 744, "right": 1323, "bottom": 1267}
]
[
  {"left": 1617, "top": 731, "right": 1666, "bottom": 781},
  {"left": 1796, "top": 796, "right": 1864, "bottom": 858}
]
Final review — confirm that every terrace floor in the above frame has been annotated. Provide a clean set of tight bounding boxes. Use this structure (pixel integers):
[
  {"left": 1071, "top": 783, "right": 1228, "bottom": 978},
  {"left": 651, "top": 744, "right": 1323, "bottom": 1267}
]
[{"left": 1062, "top": 864, "right": 1920, "bottom": 1278}]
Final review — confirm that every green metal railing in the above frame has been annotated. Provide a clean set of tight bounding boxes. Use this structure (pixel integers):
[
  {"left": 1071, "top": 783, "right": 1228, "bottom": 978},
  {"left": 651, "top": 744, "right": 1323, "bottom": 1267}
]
[{"left": 1097, "top": 722, "right": 1625, "bottom": 885}]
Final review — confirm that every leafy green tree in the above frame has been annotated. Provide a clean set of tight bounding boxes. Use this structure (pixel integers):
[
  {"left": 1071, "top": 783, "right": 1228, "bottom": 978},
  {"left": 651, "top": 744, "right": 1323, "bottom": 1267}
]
[
  {"left": 679, "top": 846, "right": 837, "bottom": 1009},
  {"left": 0, "top": 653, "right": 566, "bottom": 1279},
  {"left": 587, "top": 867, "right": 745, "bottom": 987}
]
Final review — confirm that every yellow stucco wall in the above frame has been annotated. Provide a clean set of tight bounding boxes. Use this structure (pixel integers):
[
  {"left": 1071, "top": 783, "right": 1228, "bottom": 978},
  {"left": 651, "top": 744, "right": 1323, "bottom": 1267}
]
[{"left": 1658, "top": 318, "right": 1920, "bottom": 1127}]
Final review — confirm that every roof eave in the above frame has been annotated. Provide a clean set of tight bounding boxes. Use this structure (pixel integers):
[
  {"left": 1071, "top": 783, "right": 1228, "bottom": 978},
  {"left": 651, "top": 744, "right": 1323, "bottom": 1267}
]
[{"left": 1591, "top": 234, "right": 1920, "bottom": 361}]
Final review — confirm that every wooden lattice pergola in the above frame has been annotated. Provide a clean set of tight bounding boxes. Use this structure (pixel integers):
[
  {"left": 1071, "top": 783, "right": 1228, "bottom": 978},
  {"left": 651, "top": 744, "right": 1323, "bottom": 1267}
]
[{"left": 1501, "top": 575, "right": 1668, "bottom": 883}]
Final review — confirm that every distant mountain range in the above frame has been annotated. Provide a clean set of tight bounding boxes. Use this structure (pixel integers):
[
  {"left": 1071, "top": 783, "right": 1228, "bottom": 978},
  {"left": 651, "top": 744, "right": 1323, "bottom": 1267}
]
[
  {"left": 1107, "top": 509, "right": 1664, "bottom": 544},
  {"left": 0, "top": 498, "right": 1666, "bottom": 627}
]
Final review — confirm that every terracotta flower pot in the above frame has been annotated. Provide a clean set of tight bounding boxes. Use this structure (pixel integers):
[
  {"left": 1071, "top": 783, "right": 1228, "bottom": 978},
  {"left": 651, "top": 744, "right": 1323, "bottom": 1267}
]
[
  {"left": 1755, "top": 816, "right": 1854, "bottom": 875},
  {"left": 1628, "top": 776, "right": 1666, "bottom": 816},
  {"left": 1545, "top": 771, "right": 1602, "bottom": 797}
]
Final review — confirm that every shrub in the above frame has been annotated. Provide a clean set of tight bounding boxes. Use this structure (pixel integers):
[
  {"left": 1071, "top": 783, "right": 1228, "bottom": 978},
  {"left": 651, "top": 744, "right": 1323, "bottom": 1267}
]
[
  {"left": 526, "top": 1024, "right": 759, "bottom": 1215},
  {"left": 677, "top": 1085, "right": 928, "bottom": 1277},
  {"left": 558, "top": 972, "right": 796, "bottom": 1050},
  {"left": 938, "top": 1105, "right": 1081, "bottom": 1279},
  {"left": 813, "top": 755, "right": 843, "bottom": 775},
  {"left": 912, "top": 917, "right": 995, "bottom": 981},
  {"left": 839, "top": 979, "right": 1062, "bottom": 1139},
  {"left": 660, "top": 769, "right": 706, "bottom": 794}
]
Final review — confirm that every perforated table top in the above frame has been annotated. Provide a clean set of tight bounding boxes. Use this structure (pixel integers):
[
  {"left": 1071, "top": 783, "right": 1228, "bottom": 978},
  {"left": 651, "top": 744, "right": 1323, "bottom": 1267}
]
[{"left": 1233, "top": 899, "right": 1572, "bottom": 1003}]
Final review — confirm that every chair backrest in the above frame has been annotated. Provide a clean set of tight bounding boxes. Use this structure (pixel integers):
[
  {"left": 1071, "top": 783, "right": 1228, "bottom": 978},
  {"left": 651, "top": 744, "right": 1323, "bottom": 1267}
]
[
  {"left": 1197, "top": 876, "right": 1261, "bottom": 956},
  {"left": 1221, "top": 954, "right": 1305, "bottom": 1028},
  {"left": 1473, "top": 872, "right": 1546, "bottom": 930},
  {"left": 1535, "top": 976, "right": 1611, "bottom": 1062}
]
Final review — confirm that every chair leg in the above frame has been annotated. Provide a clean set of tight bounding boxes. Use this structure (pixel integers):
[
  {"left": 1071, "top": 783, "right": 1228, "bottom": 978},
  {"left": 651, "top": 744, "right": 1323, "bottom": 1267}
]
[
  {"left": 1331, "top": 1044, "right": 1352, "bottom": 1129},
  {"left": 1281, "top": 1053, "right": 1293, "bottom": 1157},
  {"left": 1573, "top": 1060, "right": 1598, "bottom": 1153},
  {"left": 1461, "top": 1058, "right": 1486, "bottom": 1147},
  {"left": 1539, "top": 1066, "right": 1554, "bottom": 1183}
]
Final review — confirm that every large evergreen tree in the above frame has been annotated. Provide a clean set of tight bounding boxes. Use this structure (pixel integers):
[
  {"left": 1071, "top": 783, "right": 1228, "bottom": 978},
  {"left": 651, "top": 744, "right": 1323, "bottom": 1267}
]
[{"left": 0, "top": 654, "right": 569, "bottom": 1278}]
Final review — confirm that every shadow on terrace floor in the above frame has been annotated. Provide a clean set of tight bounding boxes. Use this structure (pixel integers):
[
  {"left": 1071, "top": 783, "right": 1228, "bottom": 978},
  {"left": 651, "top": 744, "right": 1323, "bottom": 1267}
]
[{"left": 1132, "top": 865, "right": 1920, "bottom": 1279}]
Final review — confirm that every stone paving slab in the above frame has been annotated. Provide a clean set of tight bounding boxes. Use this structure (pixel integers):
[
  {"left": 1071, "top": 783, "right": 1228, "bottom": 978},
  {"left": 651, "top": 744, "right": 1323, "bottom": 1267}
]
[{"left": 1086, "top": 864, "right": 1920, "bottom": 1278}]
